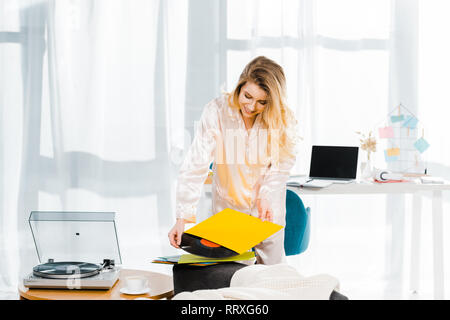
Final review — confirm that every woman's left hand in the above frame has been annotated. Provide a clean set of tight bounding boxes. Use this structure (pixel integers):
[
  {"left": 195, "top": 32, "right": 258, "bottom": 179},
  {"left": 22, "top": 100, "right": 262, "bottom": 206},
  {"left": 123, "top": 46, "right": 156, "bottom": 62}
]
[{"left": 256, "top": 199, "right": 273, "bottom": 222}]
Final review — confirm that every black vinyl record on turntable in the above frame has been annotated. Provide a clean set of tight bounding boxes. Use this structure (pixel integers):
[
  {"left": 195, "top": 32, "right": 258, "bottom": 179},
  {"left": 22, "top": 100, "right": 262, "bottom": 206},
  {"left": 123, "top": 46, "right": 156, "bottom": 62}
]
[
  {"left": 32, "top": 259, "right": 114, "bottom": 279},
  {"left": 180, "top": 233, "right": 239, "bottom": 258},
  {"left": 24, "top": 258, "right": 119, "bottom": 289}
]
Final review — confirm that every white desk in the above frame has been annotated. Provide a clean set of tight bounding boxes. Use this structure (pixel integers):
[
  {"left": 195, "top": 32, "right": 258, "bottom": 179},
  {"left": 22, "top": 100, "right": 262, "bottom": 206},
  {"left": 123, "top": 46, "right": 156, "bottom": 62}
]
[{"left": 288, "top": 179, "right": 450, "bottom": 300}]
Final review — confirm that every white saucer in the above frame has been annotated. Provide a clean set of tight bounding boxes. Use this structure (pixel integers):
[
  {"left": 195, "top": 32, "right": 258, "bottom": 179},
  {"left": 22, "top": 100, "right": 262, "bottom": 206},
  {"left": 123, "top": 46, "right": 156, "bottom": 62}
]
[{"left": 120, "top": 287, "right": 150, "bottom": 295}]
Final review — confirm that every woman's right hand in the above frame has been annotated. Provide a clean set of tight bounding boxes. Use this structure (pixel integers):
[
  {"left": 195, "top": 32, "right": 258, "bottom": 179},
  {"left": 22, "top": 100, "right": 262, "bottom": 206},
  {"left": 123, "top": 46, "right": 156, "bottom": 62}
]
[{"left": 168, "top": 218, "right": 187, "bottom": 248}]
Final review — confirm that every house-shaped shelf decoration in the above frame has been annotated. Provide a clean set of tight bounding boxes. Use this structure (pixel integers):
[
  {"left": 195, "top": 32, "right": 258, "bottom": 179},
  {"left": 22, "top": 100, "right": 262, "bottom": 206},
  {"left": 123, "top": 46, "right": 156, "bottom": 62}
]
[{"left": 374, "top": 103, "right": 429, "bottom": 174}]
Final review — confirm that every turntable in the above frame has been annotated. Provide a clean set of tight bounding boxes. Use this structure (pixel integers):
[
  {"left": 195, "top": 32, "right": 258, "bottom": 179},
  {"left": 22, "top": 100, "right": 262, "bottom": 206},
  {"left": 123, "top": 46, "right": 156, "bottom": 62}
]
[{"left": 23, "top": 211, "right": 122, "bottom": 290}]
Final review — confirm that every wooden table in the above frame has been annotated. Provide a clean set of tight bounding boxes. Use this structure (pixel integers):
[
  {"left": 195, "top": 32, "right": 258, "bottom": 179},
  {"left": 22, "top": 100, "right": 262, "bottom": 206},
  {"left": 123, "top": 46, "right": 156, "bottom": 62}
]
[
  {"left": 19, "top": 269, "right": 174, "bottom": 300},
  {"left": 287, "top": 179, "right": 450, "bottom": 300}
]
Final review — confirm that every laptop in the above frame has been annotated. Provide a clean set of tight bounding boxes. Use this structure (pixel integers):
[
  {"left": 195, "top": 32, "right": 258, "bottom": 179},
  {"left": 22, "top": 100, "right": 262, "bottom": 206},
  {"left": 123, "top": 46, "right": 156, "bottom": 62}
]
[{"left": 288, "top": 145, "right": 359, "bottom": 188}]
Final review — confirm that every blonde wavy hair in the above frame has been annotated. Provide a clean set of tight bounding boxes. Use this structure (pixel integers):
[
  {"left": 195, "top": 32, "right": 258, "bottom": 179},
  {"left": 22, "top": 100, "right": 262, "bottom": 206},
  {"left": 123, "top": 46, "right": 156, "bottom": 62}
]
[{"left": 227, "top": 56, "right": 298, "bottom": 164}]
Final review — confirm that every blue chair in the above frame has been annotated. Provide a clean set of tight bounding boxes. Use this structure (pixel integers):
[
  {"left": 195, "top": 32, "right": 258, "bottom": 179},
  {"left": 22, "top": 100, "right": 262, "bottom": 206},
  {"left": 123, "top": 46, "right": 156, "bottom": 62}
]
[{"left": 284, "top": 189, "right": 311, "bottom": 256}]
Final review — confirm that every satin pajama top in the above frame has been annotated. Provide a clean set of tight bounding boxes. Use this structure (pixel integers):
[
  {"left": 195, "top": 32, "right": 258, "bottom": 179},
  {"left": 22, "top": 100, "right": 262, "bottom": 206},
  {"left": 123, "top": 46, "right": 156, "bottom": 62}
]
[{"left": 175, "top": 95, "right": 296, "bottom": 224}]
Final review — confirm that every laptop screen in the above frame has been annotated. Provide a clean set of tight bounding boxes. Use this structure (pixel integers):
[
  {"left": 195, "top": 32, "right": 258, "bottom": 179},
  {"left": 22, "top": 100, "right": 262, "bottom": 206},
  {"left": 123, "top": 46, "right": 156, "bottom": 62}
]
[{"left": 309, "top": 145, "right": 359, "bottom": 179}]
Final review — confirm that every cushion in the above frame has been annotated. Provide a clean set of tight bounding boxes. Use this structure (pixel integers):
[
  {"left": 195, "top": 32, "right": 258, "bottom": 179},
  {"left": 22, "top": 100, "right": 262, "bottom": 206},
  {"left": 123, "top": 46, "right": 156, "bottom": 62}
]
[{"left": 172, "top": 263, "right": 348, "bottom": 299}]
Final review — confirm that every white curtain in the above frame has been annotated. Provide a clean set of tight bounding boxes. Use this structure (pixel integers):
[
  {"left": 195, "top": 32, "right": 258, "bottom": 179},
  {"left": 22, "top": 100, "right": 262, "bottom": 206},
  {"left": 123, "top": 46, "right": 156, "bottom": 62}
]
[
  {"left": 0, "top": 0, "right": 176, "bottom": 291},
  {"left": 211, "top": 0, "right": 402, "bottom": 297},
  {"left": 1, "top": 0, "right": 449, "bottom": 298}
]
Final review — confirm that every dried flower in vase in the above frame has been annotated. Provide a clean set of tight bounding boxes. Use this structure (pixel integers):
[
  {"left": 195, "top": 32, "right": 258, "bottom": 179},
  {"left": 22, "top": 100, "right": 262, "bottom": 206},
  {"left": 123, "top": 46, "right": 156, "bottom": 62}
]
[{"left": 356, "top": 131, "right": 377, "bottom": 161}]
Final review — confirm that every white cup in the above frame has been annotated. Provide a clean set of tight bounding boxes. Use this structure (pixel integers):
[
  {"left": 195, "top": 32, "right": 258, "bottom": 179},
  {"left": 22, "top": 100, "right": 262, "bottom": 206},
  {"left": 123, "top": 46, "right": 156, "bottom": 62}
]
[{"left": 125, "top": 276, "right": 148, "bottom": 292}]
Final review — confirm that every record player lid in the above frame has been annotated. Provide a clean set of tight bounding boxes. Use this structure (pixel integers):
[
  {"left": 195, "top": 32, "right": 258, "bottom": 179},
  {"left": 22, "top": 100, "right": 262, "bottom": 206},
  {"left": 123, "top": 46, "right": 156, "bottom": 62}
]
[{"left": 29, "top": 211, "right": 122, "bottom": 265}]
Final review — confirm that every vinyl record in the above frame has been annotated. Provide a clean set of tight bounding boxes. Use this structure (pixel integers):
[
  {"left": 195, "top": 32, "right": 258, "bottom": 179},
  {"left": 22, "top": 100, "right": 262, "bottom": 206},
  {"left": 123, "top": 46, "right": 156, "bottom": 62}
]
[
  {"left": 33, "top": 261, "right": 101, "bottom": 279},
  {"left": 180, "top": 233, "right": 239, "bottom": 258}
]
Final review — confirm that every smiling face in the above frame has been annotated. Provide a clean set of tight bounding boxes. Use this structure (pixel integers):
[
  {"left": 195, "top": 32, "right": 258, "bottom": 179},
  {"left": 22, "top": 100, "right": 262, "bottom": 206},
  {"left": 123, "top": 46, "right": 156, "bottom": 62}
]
[{"left": 238, "top": 81, "right": 268, "bottom": 120}]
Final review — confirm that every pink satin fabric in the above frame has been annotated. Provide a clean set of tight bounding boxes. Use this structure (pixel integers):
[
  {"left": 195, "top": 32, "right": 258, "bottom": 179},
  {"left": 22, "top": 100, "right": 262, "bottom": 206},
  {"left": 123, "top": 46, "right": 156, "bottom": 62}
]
[{"left": 175, "top": 95, "right": 296, "bottom": 264}]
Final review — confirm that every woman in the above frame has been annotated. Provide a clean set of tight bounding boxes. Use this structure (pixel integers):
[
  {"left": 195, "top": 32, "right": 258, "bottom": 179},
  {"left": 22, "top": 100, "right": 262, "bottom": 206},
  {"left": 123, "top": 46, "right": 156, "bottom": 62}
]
[{"left": 168, "top": 56, "right": 298, "bottom": 264}]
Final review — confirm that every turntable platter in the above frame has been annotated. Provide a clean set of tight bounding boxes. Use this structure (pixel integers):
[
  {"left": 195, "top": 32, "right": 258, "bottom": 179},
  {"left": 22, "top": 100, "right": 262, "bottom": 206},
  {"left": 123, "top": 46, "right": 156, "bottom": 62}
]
[{"left": 33, "top": 261, "right": 101, "bottom": 279}]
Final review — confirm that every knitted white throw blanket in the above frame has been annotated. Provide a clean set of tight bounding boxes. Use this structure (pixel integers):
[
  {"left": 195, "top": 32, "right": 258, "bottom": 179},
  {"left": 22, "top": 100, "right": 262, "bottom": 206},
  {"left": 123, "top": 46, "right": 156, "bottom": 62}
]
[{"left": 172, "top": 263, "right": 340, "bottom": 300}]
